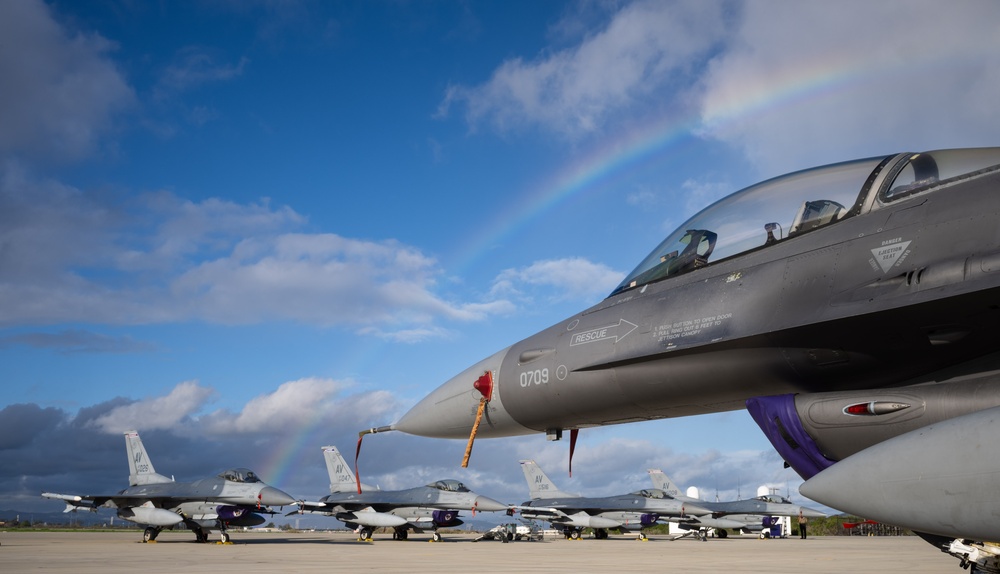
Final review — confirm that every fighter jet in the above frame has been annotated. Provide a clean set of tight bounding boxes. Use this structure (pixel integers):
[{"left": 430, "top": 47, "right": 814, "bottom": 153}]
[
  {"left": 367, "top": 147, "right": 1000, "bottom": 569},
  {"left": 513, "top": 460, "right": 710, "bottom": 540},
  {"left": 42, "top": 430, "right": 296, "bottom": 543},
  {"left": 294, "top": 445, "right": 507, "bottom": 541},
  {"left": 647, "top": 469, "right": 824, "bottom": 540}
]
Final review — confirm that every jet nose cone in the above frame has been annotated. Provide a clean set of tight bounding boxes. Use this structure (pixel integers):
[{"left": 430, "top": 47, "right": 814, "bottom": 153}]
[
  {"left": 396, "top": 346, "right": 528, "bottom": 439},
  {"left": 473, "top": 495, "right": 509, "bottom": 513},
  {"left": 258, "top": 486, "right": 297, "bottom": 507}
]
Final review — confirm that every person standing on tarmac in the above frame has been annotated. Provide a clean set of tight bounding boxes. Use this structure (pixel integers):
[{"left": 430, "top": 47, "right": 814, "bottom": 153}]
[{"left": 798, "top": 512, "right": 808, "bottom": 539}]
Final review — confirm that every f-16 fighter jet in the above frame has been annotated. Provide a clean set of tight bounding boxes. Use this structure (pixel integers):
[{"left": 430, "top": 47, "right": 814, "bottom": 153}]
[
  {"left": 367, "top": 147, "right": 1000, "bottom": 570},
  {"left": 515, "top": 460, "right": 710, "bottom": 540},
  {"left": 43, "top": 430, "right": 296, "bottom": 543},
  {"left": 295, "top": 446, "right": 506, "bottom": 541}
]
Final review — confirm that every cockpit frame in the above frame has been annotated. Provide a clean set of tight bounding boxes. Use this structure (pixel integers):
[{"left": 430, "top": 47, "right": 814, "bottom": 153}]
[{"left": 610, "top": 148, "right": 1000, "bottom": 298}]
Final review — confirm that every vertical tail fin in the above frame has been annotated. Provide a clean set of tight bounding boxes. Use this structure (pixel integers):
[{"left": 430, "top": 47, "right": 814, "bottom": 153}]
[
  {"left": 520, "top": 460, "right": 573, "bottom": 499},
  {"left": 124, "top": 430, "right": 172, "bottom": 486},
  {"left": 322, "top": 446, "right": 361, "bottom": 493},
  {"left": 647, "top": 469, "right": 685, "bottom": 498}
]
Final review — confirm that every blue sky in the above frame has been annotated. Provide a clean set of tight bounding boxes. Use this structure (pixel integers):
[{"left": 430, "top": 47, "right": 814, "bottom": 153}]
[{"left": 4, "top": 0, "right": 1000, "bottom": 520}]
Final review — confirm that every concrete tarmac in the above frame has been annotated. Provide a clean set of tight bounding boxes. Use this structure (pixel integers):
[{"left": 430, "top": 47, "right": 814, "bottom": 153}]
[{"left": 0, "top": 530, "right": 961, "bottom": 573}]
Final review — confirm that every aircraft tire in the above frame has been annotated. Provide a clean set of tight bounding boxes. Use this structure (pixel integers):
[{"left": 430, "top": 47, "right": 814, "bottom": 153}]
[
  {"left": 359, "top": 528, "right": 373, "bottom": 541},
  {"left": 432, "top": 532, "right": 442, "bottom": 542},
  {"left": 570, "top": 530, "right": 581, "bottom": 540},
  {"left": 142, "top": 527, "right": 157, "bottom": 543},
  {"left": 220, "top": 532, "right": 230, "bottom": 544},
  {"left": 717, "top": 529, "right": 728, "bottom": 539}
]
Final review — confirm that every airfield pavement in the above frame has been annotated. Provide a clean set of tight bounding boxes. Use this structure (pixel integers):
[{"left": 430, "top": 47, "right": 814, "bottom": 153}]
[{"left": 0, "top": 530, "right": 965, "bottom": 573}]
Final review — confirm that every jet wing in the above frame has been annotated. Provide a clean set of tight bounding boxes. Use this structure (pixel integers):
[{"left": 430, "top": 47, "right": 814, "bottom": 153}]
[
  {"left": 42, "top": 492, "right": 105, "bottom": 511},
  {"left": 41, "top": 492, "right": 151, "bottom": 510}
]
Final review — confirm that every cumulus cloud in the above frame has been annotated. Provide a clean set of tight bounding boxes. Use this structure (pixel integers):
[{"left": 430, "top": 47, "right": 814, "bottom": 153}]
[
  {"left": 697, "top": 0, "right": 1000, "bottom": 175},
  {"left": 439, "top": 0, "right": 724, "bottom": 139},
  {"left": 89, "top": 381, "right": 216, "bottom": 433},
  {"left": 204, "top": 377, "right": 396, "bottom": 434},
  {"left": 0, "top": 167, "right": 511, "bottom": 333},
  {"left": 492, "top": 257, "right": 624, "bottom": 303},
  {"left": 0, "top": 0, "right": 135, "bottom": 162}
]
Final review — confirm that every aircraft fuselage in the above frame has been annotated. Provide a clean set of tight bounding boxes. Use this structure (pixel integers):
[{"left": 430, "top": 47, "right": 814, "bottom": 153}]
[{"left": 397, "top": 149, "right": 1000, "bottom": 439}]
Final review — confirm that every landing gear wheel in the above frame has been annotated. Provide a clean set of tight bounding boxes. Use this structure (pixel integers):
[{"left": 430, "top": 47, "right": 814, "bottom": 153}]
[
  {"left": 196, "top": 529, "right": 210, "bottom": 543},
  {"left": 570, "top": 530, "right": 581, "bottom": 540},
  {"left": 142, "top": 527, "right": 159, "bottom": 543},
  {"left": 432, "top": 532, "right": 442, "bottom": 542},
  {"left": 717, "top": 529, "right": 728, "bottom": 539},
  {"left": 220, "top": 531, "right": 230, "bottom": 544},
  {"left": 359, "top": 528, "right": 373, "bottom": 541},
  {"left": 638, "top": 532, "right": 648, "bottom": 541}
]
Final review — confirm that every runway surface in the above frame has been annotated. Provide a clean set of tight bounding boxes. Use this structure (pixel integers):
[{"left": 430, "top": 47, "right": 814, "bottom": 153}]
[{"left": 0, "top": 530, "right": 961, "bottom": 573}]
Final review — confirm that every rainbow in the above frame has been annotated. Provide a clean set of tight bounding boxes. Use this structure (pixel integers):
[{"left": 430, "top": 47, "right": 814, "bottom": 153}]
[
  {"left": 447, "top": 54, "right": 881, "bottom": 274},
  {"left": 448, "top": 112, "right": 700, "bottom": 273},
  {"left": 255, "top": 414, "right": 329, "bottom": 488}
]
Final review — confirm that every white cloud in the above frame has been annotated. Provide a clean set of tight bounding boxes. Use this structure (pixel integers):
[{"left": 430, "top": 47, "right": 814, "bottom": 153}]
[
  {"left": 90, "top": 380, "right": 216, "bottom": 433},
  {"left": 0, "top": 167, "right": 511, "bottom": 332},
  {"left": 87, "top": 378, "right": 402, "bottom": 439},
  {"left": 440, "top": 0, "right": 724, "bottom": 139},
  {"left": 203, "top": 377, "right": 400, "bottom": 434},
  {"left": 493, "top": 257, "right": 624, "bottom": 303},
  {"left": 171, "top": 232, "right": 508, "bottom": 326},
  {"left": 698, "top": 0, "right": 1000, "bottom": 175},
  {"left": 0, "top": 0, "right": 135, "bottom": 162}
]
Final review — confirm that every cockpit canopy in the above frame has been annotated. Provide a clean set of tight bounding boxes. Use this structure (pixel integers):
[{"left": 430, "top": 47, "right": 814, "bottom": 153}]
[
  {"left": 632, "top": 488, "right": 672, "bottom": 499},
  {"left": 428, "top": 479, "right": 470, "bottom": 492},
  {"left": 756, "top": 494, "right": 791, "bottom": 504},
  {"left": 611, "top": 147, "right": 1000, "bottom": 297},
  {"left": 219, "top": 468, "right": 262, "bottom": 483}
]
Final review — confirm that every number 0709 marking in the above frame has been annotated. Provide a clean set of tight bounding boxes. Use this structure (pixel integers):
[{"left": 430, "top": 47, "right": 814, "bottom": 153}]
[{"left": 519, "top": 368, "right": 549, "bottom": 387}]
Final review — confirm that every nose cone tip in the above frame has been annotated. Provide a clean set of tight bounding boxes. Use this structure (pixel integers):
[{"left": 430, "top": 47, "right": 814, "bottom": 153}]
[
  {"left": 259, "top": 486, "right": 297, "bottom": 506},
  {"left": 395, "top": 346, "right": 512, "bottom": 439},
  {"left": 474, "top": 495, "right": 509, "bottom": 513}
]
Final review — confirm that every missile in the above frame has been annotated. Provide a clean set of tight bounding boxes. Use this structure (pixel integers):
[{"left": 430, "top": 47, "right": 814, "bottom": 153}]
[
  {"left": 117, "top": 506, "right": 184, "bottom": 527},
  {"left": 800, "top": 405, "right": 1000, "bottom": 542},
  {"left": 566, "top": 512, "right": 621, "bottom": 529},
  {"left": 341, "top": 510, "right": 409, "bottom": 528}
]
